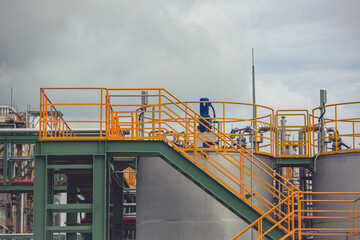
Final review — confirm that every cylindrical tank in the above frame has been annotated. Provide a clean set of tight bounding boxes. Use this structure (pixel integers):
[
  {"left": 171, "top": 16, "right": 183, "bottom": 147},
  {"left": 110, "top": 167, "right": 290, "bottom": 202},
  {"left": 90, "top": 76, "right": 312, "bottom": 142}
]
[
  {"left": 136, "top": 152, "right": 273, "bottom": 240},
  {"left": 312, "top": 152, "right": 360, "bottom": 240}
]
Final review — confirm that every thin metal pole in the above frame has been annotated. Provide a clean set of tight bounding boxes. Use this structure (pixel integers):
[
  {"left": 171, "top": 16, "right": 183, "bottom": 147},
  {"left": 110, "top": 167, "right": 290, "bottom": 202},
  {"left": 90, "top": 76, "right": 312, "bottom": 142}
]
[
  {"left": 11, "top": 84, "right": 13, "bottom": 108},
  {"left": 251, "top": 48, "right": 256, "bottom": 240}
]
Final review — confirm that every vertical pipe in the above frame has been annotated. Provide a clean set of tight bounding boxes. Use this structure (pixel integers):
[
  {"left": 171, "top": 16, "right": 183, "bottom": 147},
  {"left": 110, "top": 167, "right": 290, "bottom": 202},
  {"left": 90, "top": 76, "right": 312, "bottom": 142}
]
[
  {"left": 11, "top": 84, "right": 13, "bottom": 108},
  {"left": 251, "top": 48, "right": 255, "bottom": 240},
  {"left": 140, "top": 91, "right": 147, "bottom": 137},
  {"left": 280, "top": 116, "right": 286, "bottom": 155},
  {"left": 20, "top": 193, "right": 24, "bottom": 233},
  {"left": 319, "top": 89, "right": 327, "bottom": 153}
]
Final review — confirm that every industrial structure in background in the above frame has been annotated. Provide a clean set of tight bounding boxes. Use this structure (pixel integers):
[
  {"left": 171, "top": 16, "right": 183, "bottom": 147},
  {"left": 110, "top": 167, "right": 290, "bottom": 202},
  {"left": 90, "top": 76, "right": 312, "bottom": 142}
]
[{"left": 0, "top": 88, "right": 359, "bottom": 240}]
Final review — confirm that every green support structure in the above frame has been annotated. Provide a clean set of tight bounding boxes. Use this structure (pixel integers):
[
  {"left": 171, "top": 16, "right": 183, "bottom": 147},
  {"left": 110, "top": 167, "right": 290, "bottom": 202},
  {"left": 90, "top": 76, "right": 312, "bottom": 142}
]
[
  {"left": 3, "top": 141, "right": 8, "bottom": 185},
  {"left": 93, "top": 155, "right": 108, "bottom": 240},
  {"left": 113, "top": 173, "right": 124, "bottom": 240},
  {"left": 66, "top": 175, "right": 78, "bottom": 240},
  {"left": 36, "top": 140, "right": 288, "bottom": 240},
  {"left": 273, "top": 157, "right": 314, "bottom": 170},
  {"left": 0, "top": 234, "right": 34, "bottom": 239},
  {"left": 34, "top": 155, "right": 47, "bottom": 240}
]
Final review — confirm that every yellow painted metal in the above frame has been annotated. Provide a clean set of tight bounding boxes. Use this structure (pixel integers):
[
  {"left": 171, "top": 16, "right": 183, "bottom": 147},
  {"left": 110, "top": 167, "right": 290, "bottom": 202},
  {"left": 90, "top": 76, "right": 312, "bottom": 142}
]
[
  {"left": 232, "top": 192, "right": 360, "bottom": 240},
  {"left": 39, "top": 88, "right": 299, "bottom": 230},
  {"left": 312, "top": 101, "right": 360, "bottom": 155},
  {"left": 123, "top": 167, "right": 136, "bottom": 189},
  {"left": 39, "top": 88, "right": 360, "bottom": 239}
]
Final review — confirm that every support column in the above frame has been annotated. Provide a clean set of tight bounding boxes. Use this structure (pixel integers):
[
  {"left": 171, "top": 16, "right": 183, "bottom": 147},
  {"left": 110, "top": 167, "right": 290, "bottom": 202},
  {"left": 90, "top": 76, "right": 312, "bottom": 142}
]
[
  {"left": 66, "top": 175, "right": 78, "bottom": 240},
  {"left": 93, "top": 155, "right": 108, "bottom": 239},
  {"left": 3, "top": 141, "right": 8, "bottom": 185},
  {"left": 113, "top": 173, "right": 124, "bottom": 240},
  {"left": 34, "top": 155, "right": 48, "bottom": 240}
]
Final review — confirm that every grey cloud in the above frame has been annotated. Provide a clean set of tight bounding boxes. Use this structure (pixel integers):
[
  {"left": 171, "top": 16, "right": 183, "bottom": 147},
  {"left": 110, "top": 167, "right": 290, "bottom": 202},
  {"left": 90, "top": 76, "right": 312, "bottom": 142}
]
[{"left": 0, "top": 0, "right": 359, "bottom": 114}]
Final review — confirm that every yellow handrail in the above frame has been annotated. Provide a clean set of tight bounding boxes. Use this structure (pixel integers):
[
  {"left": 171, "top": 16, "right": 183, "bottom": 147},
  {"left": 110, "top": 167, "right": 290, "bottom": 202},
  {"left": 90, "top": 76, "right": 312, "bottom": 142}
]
[{"left": 39, "top": 88, "right": 360, "bottom": 240}]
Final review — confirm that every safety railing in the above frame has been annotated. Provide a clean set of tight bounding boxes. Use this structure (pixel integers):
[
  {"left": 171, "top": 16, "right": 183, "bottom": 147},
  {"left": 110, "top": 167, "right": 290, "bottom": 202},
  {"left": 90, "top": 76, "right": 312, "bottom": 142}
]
[
  {"left": 40, "top": 88, "right": 299, "bottom": 234},
  {"left": 177, "top": 101, "right": 275, "bottom": 156},
  {"left": 275, "top": 110, "right": 311, "bottom": 158},
  {"left": 106, "top": 89, "right": 298, "bottom": 216},
  {"left": 233, "top": 192, "right": 360, "bottom": 240},
  {"left": 39, "top": 88, "right": 360, "bottom": 239},
  {"left": 40, "top": 88, "right": 101, "bottom": 139},
  {"left": 312, "top": 102, "right": 360, "bottom": 155},
  {"left": 231, "top": 191, "right": 301, "bottom": 240}
]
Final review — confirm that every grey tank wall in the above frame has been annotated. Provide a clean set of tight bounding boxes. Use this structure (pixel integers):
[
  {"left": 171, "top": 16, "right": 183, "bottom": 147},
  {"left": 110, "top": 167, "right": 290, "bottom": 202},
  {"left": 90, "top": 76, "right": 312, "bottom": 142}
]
[
  {"left": 136, "top": 153, "right": 273, "bottom": 240},
  {"left": 312, "top": 152, "right": 360, "bottom": 240}
]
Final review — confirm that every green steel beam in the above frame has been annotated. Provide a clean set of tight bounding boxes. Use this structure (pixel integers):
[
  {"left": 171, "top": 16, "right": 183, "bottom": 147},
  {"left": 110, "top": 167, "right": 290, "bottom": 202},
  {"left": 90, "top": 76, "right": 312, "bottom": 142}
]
[
  {"left": 47, "top": 203, "right": 92, "bottom": 212},
  {"left": 113, "top": 174, "right": 124, "bottom": 240},
  {"left": 93, "top": 155, "right": 107, "bottom": 240},
  {"left": 66, "top": 175, "right": 78, "bottom": 240},
  {"left": 46, "top": 225, "right": 92, "bottom": 233},
  {"left": 9, "top": 157, "right": 35, "bottom": 185},
  {"left": 47, "top": 164, "right": 93, "bottom": 169},
  {"left": 33, "top": 155, "right": 47, "bottom": 240},
  {"left": 0, "top": 234, "right": 33, "bottom": 239},
  {"left": 0, "top": 185, "right": 34, "bottom": 192},
  {"left": 0, "top": 184, "right": 66, "bottom": 193},
  {"left": 273, "top": 157, "right": 314, "bottom": 170},
  {"left": 20, "top": 167, "right": 34, "bottom": 180},
  {"left": 3, "top": 141, "right": 7, "bottom": 185},
  {"left": 0, "top": 135, "right": 38, "bottom": 141},
  {"left": 37, "top": 140, "right": 287, "bottom": 240},
  {"left": 46, "top": 168, "right": 55, "bottom": 239}
]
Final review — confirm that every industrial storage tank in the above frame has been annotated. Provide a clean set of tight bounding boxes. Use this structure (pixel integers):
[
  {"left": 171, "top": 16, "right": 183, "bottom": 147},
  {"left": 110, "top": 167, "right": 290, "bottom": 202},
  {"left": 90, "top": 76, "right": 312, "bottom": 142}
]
[
  {"left": 311, "top": 101, "right": 360, "bottom": 240},
  {"left": 312, "top": 152, "right": 360, "bottom": 240},
  {"left": 136, "top": 99, "right": 279, "bottom": 239},
  {"left": 136, "top": 152, "right": 274, "bottom": 240}
]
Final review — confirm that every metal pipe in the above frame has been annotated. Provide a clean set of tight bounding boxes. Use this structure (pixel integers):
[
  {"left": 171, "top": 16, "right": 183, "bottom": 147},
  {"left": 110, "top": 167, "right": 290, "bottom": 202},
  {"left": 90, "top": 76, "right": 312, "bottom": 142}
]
[
  {"left": 251, "top": 48, "right": 255, "bottom": 240},
  {"left": 20, "top": 193, "right": 24, "bottom": 233},
  {"left": 298, "top": 131, "right": 305, "bottom": 155},
  {"left": 280, "top": 116, "right": 286, "bottom": 155},
  {"left": 0, "top": 128, "right": 108, "bottom": 134}
]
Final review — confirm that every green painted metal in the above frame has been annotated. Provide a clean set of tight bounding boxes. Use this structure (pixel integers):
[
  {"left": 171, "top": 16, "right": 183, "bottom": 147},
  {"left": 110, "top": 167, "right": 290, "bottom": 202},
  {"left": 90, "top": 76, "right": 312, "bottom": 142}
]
[
  {"left": 273, "top": 157, "right": 314, "bottom": 170},
  {"left": 37, "top": 140, "right": 286, "bottom": 240},
  {"left": 20, "top": 166, "right": 34, "bottom": 180},
  {"left": 0, "top": 135, "right": 38, "bottom": 141},
  {"left": 66, "top": 175, "right": 78, "bottom": 240},
  {"left": 46, "top": 167, "right": 54, "bottom": 239},
  {"left": 3, "top": 141, "right": 7, "bottom": 185},
  {"left": 113, "top": 174, "right": 124, "bottom": 240},
  {"left": 47, "top": 203, "right": 92, "bottom": 212},
  {"left": 46, "top": 225, "right": 92, "bottom": 233},
  {"left": 0, "top": 184, "right": 66, "bottom": 193},
  {"left": 47, "top": 164, "right": 93, "bottom": 169},
  {"left": 9, "top": 157, "right": 35, "bottom": 185},
  {"left": 33, "top": 155, "right": 47, "bottom": 240},
  {"left": 93, "top": 155, "right": 108, "bottom": 240},
  {"left": 0, "top": 185, "right": 34, "bottom": 192},
  {"left": 0, "top": 234, "right": 33, "bottom": 239}
]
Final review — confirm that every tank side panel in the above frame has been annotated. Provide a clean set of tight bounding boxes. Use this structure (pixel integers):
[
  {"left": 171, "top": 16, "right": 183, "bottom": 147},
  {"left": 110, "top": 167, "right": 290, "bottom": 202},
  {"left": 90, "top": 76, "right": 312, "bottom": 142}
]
[
  {"left": 136, "top": 156, "right": 250, "bottom": 240},
  {"left": 312, "top": 152, "right": 360, "bottom": 240}
]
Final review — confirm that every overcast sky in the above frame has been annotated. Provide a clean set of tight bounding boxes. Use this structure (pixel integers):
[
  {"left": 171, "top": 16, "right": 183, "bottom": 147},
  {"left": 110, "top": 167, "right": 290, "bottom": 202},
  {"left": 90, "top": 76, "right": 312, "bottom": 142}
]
[{"left": 0, "top": 0, "right": 359, "bottom": 112}]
